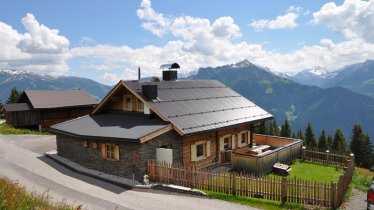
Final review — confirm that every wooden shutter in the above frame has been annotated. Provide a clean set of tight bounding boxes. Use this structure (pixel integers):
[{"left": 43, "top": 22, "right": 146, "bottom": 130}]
[
  {"left": 101, "top": 143, "right": 106, "bottom": 159},
  {"left": 231, "top": 135, "right": 236, "bottom": 149},
  {"left": 248, "top": 131, "right": 251, "bottom": 145},
  {"left": 206, "top": 140, "right": 211, "bottom": 157},
  {"left": 114, "top": 145, "right": 120, "bottom": 161},
  {"left": 191, "top": 144, "right": 197, "bottom": 162},
  {"left": 219, "top": 137, "right": 224, "bottom": 151}
]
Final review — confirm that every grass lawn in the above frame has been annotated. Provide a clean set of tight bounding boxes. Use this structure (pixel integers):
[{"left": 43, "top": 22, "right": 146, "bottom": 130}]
[
  {"left": 0, "top": 177, "right": 81, "bottom": 210},
  {"left": 266, "top": 160, "right": 344, "bottom": 183},
  {"left": 206, "top": 191, "right": 309, "bottom": 210},
  {"left": 0, "top": 122, "right": 46, "bottom": 135}
]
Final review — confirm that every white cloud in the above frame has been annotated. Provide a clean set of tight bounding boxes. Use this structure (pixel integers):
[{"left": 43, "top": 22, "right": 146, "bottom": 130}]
[
  {"left": 250, "top": 13, "right": 299, "bottom": 31},
  {"left": 313, "top": 0, "right": 374, "bottom": 43},
  {"left": 286, "top": 6, "right": 303, "bottom": 13},
  {"left": 69, "top": 0, "right": 374, "bottom": 85},
  {"left": 0, "top": 13, "right": 70, "bottom": 75}
]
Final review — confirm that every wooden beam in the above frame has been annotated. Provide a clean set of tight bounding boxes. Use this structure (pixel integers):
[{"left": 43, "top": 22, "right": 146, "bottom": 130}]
[
  {"left": 139, "top": 125, "right": 174, "bottom": 143},
  {"left": 92, "top": 81, "right": 124, "bottom": 114},
  {"left": 121, "top": 81, "right": 170, "bottom": 122}
]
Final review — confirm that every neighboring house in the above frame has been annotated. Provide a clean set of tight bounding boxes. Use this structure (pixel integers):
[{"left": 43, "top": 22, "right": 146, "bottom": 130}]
[
  {"left": 51, "top": 65, "right": 273, "bottom": 181},
  {"left": 3, "top": 90, "right": 97, "bottom": 131}
]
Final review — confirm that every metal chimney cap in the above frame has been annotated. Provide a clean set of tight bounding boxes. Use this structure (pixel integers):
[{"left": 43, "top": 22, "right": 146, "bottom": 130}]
[{"left": 160, "top": 63, "right": 180, "bottom": 70}]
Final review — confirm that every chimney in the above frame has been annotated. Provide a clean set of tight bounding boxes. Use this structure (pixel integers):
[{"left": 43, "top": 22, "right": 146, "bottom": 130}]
[
  {"left": 138, "top": 67, "right": 141, "bottom": 81},
  {"left": 142, "top": 84, "right": 158, "bottom": 99},
  {"left": 160, "top": 63, "right": 180, "bottom": 81}
]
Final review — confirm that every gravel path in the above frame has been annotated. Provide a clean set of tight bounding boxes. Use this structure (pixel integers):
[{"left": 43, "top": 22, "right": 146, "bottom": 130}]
[{"left": 340, "top": 188, "right": 367, "bottom": 210}]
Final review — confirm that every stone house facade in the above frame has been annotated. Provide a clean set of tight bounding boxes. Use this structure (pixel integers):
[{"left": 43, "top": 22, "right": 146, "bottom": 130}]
[{"left": 51, "top": 65, "right": 273, "bottom": 182}]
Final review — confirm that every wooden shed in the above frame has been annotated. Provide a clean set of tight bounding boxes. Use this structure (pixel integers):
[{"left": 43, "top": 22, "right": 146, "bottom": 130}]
[{"left": 3, "top": 90, "right": 97, "bottom": 132}]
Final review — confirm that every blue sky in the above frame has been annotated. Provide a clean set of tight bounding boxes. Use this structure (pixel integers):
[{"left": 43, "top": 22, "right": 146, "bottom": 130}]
[{"left": 0, "top": 0, "right": 373, "bottom": 84}]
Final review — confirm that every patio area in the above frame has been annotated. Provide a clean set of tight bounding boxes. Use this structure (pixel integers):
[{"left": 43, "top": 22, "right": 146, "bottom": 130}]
[{"left": 231, "top": 134, "right": 303, "bottom": 175}]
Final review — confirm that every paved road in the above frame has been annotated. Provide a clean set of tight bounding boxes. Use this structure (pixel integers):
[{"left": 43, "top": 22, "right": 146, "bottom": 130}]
[{"left": 0, "top": 135, "right": 258, "bottom": 210}]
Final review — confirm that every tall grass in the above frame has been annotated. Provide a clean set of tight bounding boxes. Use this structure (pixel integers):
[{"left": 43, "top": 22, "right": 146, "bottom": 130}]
[
  {"left": 351, "top": 167, "right": 374, "bottom": 191},
  {"left": 0, "top": 177, "right": 82, "bottom": 210},
  {"left": 0, "top": 123, "right": 46, "bottom": 135}
]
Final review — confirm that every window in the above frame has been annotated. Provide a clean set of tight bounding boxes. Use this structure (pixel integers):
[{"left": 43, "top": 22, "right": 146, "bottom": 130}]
[
  {"left": 191, "top": 140, "right": 210, "bottom": 162},
  {"left": 241, "top": 132, "right": 246, "bottom": 144},
  {"left": 106, "top": 144, "right": 115, "bottom": 159},
  {"left": 101, "top": 143, "right": 120, "bottom": 161},
  {"left": 196, "top": 143, "right": 204, "bottom": 158},
  {"left": 83, "top": 140, "right": 88, "bottom": 148},
  {"left": 92, "top": 142, "right": 98, "bottom": 150},
  {"left": 137, "top": 99, "right": 144, "bottom": 111},
  {"left": 125, "top": 95, "right": 132, "bottom": 111},
  {"left": 224, "top": 137, "right": 230, "bottom": 150}
]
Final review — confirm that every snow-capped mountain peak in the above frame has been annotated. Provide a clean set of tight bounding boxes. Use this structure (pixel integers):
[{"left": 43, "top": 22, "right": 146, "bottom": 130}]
[{"left": 308, "top": 66, "right": 329, "bottom": 76}]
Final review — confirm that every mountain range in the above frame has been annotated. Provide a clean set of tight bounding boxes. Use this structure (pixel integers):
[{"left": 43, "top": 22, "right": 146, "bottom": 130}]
[
  {"left": 1, "top": 60, "right": 374, "bottom": 143},
  {"left": 285, "top": 60, "right": 374, "bottom": 98},
  {"left": 0, "top": 69, "right": 111, "bottom": 102},
  {"left": 190, "top": 60, "right": 374, "bottom": 143}
]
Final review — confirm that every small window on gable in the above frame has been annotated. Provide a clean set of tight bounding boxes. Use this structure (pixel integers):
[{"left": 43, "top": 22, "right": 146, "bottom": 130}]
[
  {"left": 125, "top": 95, "right": 132, "bottom": 111},
  {"left": 137, "top": 99, "right": 144, "bottom": 112}
]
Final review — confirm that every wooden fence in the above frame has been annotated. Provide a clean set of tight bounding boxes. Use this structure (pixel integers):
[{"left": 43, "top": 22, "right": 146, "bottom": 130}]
[
  {"left": 148, "top": 152, "right": 354, "bottom": 208},
  {"left": 302, "top": 148, "right": 351, "bottom": 166}
]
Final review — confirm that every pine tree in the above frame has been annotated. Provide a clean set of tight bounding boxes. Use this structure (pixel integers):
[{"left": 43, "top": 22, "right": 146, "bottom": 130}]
[
  {"left": 327, "top": 135, "right": 333, "bottom": 149},
  {"left": 361, "top": 134, "right": 374, "bottom": 168},
  {"left": 332, "top": 129, "right": 347, "bottom": 154},
  {"left": 305, "top": 123, "right": 317, "bottom": 148},
  {"left": 350, "top": 124, "right": 365, "bottom": 166},
  {"left": 6, "top": 87, "right": 21, "bottom": 104},
  {"left": 318, "top": 129, "right": 328, "bottom": 150},
  {"left": 296, "top": 130, "right": 304, "bottom": 140},
  {"left": 258, "top": 122, "right": 267, "bottom": 135},
  {"left": 280, "top": 118, "right": 291, "bottom": 137},
  {"left": 292, "top": 132, "right": 296, "bottom": 138},
  {"left": 269, "top": 120, "right": 280, "bottom": 136}
]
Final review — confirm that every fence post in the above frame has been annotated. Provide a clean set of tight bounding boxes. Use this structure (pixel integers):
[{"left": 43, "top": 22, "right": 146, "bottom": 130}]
[
  {"left": 330, "top": 182, "right": 337, "bottom": 208},
  {"left": 281, "top": 177, "right": 287, "bottom": 203},
  {"left": 301, "top": 146, "right": 306, "bottom": 161},
  {"left": 232, "top": 173, "right": 236, "bottom": 195}
]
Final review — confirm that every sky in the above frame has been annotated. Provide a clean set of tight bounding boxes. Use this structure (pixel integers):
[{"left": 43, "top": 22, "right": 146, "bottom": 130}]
[{"left": 0, "top": 0, "right": 373, "bottom": 85}]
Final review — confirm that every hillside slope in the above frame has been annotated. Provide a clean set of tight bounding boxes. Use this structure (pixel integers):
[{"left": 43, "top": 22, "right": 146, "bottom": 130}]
[{"left": 190, "top": 60, "right": 374, "bottom": 141}]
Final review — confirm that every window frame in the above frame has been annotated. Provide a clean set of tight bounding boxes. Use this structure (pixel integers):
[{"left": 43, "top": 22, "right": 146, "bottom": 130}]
[
  {"left": 137, "top": 99, "right": 144, "bottom": 112},
  {"left": 223, "top": 136, "right": 230, "bottom": 150},
  {"left": 105, "top": 143, "right": 116, "bottom": 160},
  {"left": 241, "top": 132, "right": 246, "bottom": 144},
  {"left": 196, "top": 143, "right": 205, "bottom": 158},
  {"left": 124, "top": 95, "right": 133, "bottom": 111}
]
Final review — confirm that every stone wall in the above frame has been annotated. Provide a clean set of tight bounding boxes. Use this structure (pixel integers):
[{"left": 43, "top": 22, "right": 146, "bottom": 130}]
[{"left": 56, "top": 130, "right": 181, "bottom": 182}]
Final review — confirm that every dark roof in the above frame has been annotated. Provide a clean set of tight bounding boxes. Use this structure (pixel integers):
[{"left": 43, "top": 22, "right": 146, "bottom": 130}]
[
  {"left": 22, "top": 90, "right": 97, "bottom": 109},
  {"left": 50, "top": 113, "right": 170, "bottom": 141},
  {"left": 2, "top": 103, "right": 32, "bottom": 112},
  {"left": 124, "top": 80, "right": 273, "bottom": 135}
]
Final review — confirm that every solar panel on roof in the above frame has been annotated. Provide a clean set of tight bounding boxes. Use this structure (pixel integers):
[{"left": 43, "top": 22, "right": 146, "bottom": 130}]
[{"left": 123, "top": 79, "right": 273, "bottom": 135}]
